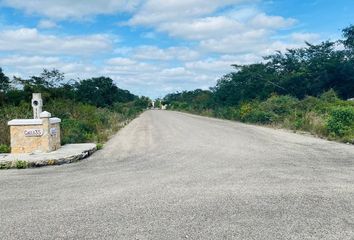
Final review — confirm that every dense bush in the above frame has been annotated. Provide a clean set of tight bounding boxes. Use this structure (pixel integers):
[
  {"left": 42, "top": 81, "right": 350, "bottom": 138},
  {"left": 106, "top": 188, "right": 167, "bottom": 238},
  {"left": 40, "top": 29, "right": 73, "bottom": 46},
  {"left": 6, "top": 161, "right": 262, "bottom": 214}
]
[
  {"left": 327, "top": 107, "right": 354, "bottom": 138},
  {"left": 260, "top": 95, "right": 299, "bottom": 122},
  {"left": 0, "top": 144, "right": 10, "bottom": 153},
  {"left": 61, "top": 119, "right": 94, "bottom": 144},
  {"left": 241, "top": 109, "right": 273, "bottom": 124}
]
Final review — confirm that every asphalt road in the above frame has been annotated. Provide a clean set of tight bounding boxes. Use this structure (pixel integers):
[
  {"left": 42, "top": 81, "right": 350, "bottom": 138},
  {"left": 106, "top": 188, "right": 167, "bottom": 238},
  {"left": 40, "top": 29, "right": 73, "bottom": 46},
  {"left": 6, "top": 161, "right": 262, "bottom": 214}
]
[{"left": 1, "top": 110, "right": 354, "bottom": 240}]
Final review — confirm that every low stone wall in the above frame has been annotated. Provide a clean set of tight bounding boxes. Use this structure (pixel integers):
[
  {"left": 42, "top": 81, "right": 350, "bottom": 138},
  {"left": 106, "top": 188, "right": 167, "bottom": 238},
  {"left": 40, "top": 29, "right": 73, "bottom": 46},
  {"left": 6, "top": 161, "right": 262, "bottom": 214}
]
[{"left": 0, "top": 143, "right": 97, "bottom": 169}]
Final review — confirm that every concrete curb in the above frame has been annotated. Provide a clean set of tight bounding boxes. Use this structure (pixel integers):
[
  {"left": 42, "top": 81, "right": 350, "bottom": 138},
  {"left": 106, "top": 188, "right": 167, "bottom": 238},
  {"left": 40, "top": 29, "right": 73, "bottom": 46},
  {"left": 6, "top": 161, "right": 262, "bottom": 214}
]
[{"left": 0, "top": 143, "right": 97, "bottom": 169}]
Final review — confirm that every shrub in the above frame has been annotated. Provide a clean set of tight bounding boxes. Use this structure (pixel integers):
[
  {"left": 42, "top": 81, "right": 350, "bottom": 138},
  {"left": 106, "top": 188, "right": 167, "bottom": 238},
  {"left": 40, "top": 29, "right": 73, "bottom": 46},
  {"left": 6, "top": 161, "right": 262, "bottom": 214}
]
[
  {"left": 239, "top": 102, "right": 274, "bottom": 124},
  {"left": 168, "top": 102, "right": 189, "bottom": 111},
  {"left": 241, "top": 109, "right": 273, "bottom": 124},
  {"left": 0, "top": 162, "right": 11, "bottom": 169},
  {"left": 327, "top": 107, "right": 354, "bottom": 137},
  {"left": 294, "top": 111, "right": 327, "bottom": 136},
  {"left": 0, "top": 144, "right": 10, "bottom": 153},
  {"left": 96, "top": 143, "right": 104, "bottom": 150},
  {"left": 15, "top": 160, "right": 28, "bottom": 169},
  {"left": 0, "top": 102, "right": 32, "bottom": 145},
  {"left": 240, "top": 103, "right": 252, "bottom": 118},
  {"left": 239, "top": 103, "right": 273, "bottom": 124},
  {"left": 299, "top": 96, "right": 325, "bottom": 113},
  {"left": 320, "top": 89, "right": 339, "bottom": 103},
  {"left": 61, "top": 119, "right": 93, "bottom": 144},
  {"left": 261, "top": 95, "right": 299, "bottom": 122},
  {"left": 215, "top": 107, "right": 240, "bottom": 120},
  {"left": 199, "top": 109, "right": 214, "bottom": 117},
  {"left": 113, "top": 102, "right": 143, "bottom": 119}
]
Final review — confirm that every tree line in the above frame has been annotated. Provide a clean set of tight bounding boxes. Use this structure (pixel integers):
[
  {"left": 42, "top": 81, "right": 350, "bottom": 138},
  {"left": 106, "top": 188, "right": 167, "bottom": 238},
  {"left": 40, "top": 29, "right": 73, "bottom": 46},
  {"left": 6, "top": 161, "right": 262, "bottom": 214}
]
[{"left": 0, "top": 69, "right": 150, "bottom": 108}]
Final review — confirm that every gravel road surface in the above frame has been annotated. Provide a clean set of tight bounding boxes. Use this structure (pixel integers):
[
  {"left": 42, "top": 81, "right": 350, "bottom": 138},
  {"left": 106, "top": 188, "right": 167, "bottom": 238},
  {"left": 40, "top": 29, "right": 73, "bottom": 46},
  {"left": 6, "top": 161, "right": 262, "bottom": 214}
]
[{"left": 1, "top": 110, "right": 354, "bottom": 240}]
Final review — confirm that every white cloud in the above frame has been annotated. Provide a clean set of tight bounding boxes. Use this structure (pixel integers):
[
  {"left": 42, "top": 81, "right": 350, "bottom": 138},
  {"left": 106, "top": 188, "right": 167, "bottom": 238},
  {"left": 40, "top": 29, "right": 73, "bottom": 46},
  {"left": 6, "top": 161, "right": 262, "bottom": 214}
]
[
  {"left": 128, "top": 0, "right": 251, "bottom": 26},
  {"left": 101, "top": 56, "right": 218, "bottom": 96},
  {"left": 160, "top": 67, "right": 192, "bottom": 77},
  {"left": 186, "top": 54, "right": 262, "bottom": 73},
  {"left": 126, "top": 3, "right": 298, "bottom": 56},
  {"left": 0, "top": 28, "right": 112, "bottom": 55},
  {"left": 225, "top": 7, "right": 259, "bottom": 21},
  {"left": 258, "top": 41, "right": 302, "bottom": 56},
  {"left": 199, "top": 30, "right": 312, "bottom": 55},
  {"left": 0, "top": 55, "right": 61, "bottom": 67},
  {"left": 154, "top": 9, "right": 295, "bottom": 41},
  {"left": 158, "top": 16, "right": 244, "bottom": 40},
  {"left": 104, "top": 57, "right": 159, "bottom": 76},
  {"left": 1, "top": 0, "right": 140, "bottom": 20},
  {"left": 132, "top": 46, "right": 200, "bottom": 61},
  {"left": 37, "top": 19, "right": 57, "bottom": 29},
  {"left": 0, "top": 55, "right": 97, "bottom": 78},
  {"left": 106, "top": 57, "right": 137, "bottom": 66},
  {"left": 166, "top": 47, "right": 201, "bottom": 61},
  {"left": 132, "top": 46, "right": 170, "bottom": 60},
  {"left": 250, "top": 13, "right": 296, "bottom": 29},
  {"left": 200, "top": 29, "right": 269, "bottom": 54},
  {"left": 290, "top": 32, "right": 321, "bottom": 43}
]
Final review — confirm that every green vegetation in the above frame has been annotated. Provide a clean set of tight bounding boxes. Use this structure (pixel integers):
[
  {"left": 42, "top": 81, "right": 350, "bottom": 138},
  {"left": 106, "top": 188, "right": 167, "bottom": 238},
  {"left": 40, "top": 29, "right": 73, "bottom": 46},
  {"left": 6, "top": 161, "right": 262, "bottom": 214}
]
[
  {"left": 164, "top": 25, "right": 354, "bottom": 143},
  {"left": 0, "top": 69, "right": 150, "bottom": 152},
  {"left": 0, "top": 162, "right": 11, "bottom": 169},
  {"left": 96, "top": 143, "right": 104, "bottom": 150},
  {"left": 15, "top": 160, "right": 28, "bottom": 169},
  {"left": 327, "top": 106, "right": 354, "bottom": 140},
  {"left": 0, "top": 144, "right": 10, "bottom": 153}
]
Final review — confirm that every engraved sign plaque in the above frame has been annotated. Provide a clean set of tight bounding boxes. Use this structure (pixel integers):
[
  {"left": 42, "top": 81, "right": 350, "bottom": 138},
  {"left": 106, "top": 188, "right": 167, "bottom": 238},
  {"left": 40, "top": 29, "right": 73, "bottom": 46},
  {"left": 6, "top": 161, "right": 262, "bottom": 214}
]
[
  {"left": 50, "top": 128, "right": 57, "bottom": 136},
  {"left": 24, "top": 129, "right": 43, "bottom": 137}
]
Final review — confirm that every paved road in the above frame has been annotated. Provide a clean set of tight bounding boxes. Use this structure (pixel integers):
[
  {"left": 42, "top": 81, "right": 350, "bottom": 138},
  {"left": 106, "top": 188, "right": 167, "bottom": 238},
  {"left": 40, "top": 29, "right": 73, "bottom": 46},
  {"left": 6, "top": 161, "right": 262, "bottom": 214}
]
[{"left": 1, "top": 111, "right": 354, "bottom": 240}]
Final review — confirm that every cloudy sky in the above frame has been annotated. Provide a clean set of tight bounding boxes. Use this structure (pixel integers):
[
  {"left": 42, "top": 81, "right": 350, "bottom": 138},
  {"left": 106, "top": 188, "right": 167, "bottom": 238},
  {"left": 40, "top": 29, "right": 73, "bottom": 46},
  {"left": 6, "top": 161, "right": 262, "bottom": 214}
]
[{"left": 0, "top": 0, "right": 353, "bottom": 98}]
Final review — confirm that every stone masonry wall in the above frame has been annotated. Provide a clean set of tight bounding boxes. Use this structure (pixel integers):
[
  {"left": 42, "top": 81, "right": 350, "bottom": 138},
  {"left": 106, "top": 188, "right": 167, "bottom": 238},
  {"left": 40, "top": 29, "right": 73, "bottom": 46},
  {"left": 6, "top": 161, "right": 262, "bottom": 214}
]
[
  {"left": 9, "top": 119, "right": 61, "bottom": 154},
  {"left": 10, "top": 125, "right": 44, "bottom": 154},
  {"left": 50, "top": 122, "right": 61, "bottom": 151}
]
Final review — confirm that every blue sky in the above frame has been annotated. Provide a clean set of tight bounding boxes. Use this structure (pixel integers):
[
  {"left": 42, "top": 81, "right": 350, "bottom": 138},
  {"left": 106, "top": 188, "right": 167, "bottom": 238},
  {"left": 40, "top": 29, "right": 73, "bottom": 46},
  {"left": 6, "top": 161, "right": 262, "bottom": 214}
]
[{"left": 0, "top": 0, "right": 353, "bottom": 98}]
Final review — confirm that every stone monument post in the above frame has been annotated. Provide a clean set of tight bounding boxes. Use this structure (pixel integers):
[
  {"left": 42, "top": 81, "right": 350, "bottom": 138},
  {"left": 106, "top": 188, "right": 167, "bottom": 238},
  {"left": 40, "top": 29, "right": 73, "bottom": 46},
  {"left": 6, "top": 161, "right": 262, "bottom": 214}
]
[
  {"left": 31, "top": 93, "right": 43, "bottom": 119},
  {"left": 7, "top": 94, "right": 61, "bottom": 154}
]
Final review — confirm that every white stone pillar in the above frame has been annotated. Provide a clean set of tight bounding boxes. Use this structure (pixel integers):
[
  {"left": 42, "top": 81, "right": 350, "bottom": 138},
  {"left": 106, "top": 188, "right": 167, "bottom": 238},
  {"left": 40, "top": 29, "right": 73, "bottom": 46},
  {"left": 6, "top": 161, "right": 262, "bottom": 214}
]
[
  {"left": 32, "top": 93, "right": 43, "bottom": 119},
  {"left": 40, "top": 111, "right": 52, "bottom": 152}
]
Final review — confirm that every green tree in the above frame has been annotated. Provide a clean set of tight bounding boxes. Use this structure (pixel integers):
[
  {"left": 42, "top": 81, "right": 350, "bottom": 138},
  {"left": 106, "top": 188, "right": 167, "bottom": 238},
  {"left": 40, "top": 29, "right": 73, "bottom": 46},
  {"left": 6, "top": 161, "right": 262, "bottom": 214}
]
[
  {"left": 342, "top": 25, "right": 354, "bottom": 52},
  {"left": 0, "top": 68, "right": 10, "bottom": 92},
  {"left": 0, "top": 68, "right": 10, "bottom": 105},
  {"left": 75, "top": 77, "right": 136, "bottom": 107},
  {"left": 75, "top": 77, "right": 118, "bottom": 107},
  {"left": 213, "top": 64, "right": 275, "bottom": 106}
]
